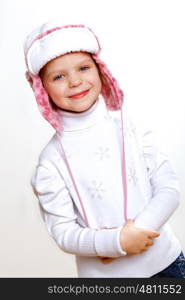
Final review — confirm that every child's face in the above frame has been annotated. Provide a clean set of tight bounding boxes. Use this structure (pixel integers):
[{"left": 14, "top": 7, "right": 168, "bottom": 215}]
[{"left": 40, "top": 52, "right": 102, "bottom": 113}]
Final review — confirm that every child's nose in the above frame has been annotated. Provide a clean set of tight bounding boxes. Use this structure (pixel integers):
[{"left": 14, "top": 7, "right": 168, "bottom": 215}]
[{"left": 68, "top": 73, "right": 82, "bottom": 88}]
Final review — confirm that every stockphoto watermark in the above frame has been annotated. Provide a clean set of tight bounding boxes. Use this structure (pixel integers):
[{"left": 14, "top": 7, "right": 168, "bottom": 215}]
[
  {"left": 47, "top": 283, "right": 183, "bottom": 296},
  {"left": 0, "top": 278, "right": 184, "bottom": 298}
]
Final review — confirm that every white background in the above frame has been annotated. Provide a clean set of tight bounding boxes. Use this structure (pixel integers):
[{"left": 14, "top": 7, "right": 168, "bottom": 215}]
[{"left": 0, "top": 0, "right": 185, "bottom": 277}]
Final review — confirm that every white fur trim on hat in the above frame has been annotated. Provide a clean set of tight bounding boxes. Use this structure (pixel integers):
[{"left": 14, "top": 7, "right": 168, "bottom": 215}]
[{"left": 25, "top": 25, "right": 100, "bottom": 75}]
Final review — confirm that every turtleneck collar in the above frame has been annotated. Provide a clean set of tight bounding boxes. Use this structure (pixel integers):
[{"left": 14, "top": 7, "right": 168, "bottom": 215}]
[{"left": 58, "top": 97, "right": 108, "bottom": 132}]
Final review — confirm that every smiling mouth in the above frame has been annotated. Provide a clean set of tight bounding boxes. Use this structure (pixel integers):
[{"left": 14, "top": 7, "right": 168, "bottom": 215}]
[{"left": 69, "top": 89, "right": 90, "bottom": 99}]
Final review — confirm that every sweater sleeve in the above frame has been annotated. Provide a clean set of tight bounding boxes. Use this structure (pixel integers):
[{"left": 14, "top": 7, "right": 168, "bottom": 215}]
[
  {"left": 134, "top": 129, "right": 180, "bottom": 231},
  {"left": 31, "top": 160, "right": 126, "bottom": 258}
]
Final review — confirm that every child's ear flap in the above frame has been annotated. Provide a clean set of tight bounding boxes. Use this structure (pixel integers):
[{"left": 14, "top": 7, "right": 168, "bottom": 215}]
[
  {"left": 28, "top": 74, "right": 62, "bottom": 131},
  {"left": 25, "top": 71, "right": 33, "bottom": 88},
  {"left": 92, "top": 54, "right": 124, "bottom": 111}
]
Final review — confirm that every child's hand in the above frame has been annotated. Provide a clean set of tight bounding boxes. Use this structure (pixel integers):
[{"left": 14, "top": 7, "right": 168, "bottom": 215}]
[
  {"left": 120, "top": 219, "right": 160, "bottom": 255},
  {"left": 98, "top": 221, "right": 160, "bottom": 263}
]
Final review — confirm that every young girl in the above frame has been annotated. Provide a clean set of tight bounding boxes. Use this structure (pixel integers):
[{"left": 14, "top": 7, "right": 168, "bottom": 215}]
[{"left": 24, "top": 21, "right": 185, "bottom": 278}]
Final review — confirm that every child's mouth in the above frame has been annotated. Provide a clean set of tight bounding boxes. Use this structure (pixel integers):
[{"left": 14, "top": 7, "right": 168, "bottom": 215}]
[{"left": 69, "top": 89, "right": 90, "bottom": 99}]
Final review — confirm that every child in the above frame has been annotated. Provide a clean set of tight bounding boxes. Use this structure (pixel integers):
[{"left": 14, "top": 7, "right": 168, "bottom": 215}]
[{"left": 24, "top": 21, "right": 185, "bottom": 277}]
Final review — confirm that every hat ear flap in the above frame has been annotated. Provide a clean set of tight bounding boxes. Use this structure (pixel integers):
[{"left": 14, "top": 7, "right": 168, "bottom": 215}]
[
  {"left": 30, "top": 74, "right": 62, "bottom": 131},
  {"left": 25, "top": 71, "right": 33, "bottom": 87},
  {"left": 92, "top": 54, "right": 123, "bottom": 110}
]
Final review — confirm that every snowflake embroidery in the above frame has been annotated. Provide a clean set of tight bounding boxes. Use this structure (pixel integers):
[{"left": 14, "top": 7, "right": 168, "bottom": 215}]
[
  {"left": 95, "top": 146, "right": 110, "bottom": 161},
  {"left": 88, "top": 180, "right": 105, "bottom": 200},
  {"left": 119, "top": 121, "right": 136, "bottom": 137},
  {"left": 127, "top": 166, "right": 138, "bottom": 185}
]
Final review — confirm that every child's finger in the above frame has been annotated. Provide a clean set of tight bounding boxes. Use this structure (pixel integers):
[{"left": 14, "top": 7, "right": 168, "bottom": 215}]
[
  {"left": 147, "top": 231, "right": 160, "bottom": 238},
  {"left": 99, "top": 257, "right": 116, "bottom": 264},
  {"left": 146, "top": 239, "right": 154, "bottom": 246}
]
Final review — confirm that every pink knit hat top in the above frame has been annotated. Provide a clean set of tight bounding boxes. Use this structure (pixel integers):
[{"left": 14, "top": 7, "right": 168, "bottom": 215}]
[{"left": 24, "top": 21, "right": 124, "bottom": 132}]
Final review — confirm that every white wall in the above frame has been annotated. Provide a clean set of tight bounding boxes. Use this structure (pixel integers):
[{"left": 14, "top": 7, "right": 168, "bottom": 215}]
[{"left": 0, "top": 0, "right": 184, "bottom": 277}]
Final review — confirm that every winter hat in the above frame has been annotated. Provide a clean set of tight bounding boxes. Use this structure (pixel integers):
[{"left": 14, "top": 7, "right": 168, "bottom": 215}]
[{"left": 24, "top": 21, "right": 124, "bottom": 132}]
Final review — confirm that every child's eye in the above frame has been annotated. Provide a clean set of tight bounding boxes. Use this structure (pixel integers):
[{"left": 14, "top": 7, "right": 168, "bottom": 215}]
[
  {"left": 53, "top": 74, "right": 64, "bottom": 81},
  {"left": 80, "top": 66, "right": 90, "bottom": 71}
]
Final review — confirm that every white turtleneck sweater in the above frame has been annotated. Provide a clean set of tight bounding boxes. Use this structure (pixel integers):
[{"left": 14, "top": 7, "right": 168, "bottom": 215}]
[{"left": 31, "top": 97, "right": 182, "bottom": 277}]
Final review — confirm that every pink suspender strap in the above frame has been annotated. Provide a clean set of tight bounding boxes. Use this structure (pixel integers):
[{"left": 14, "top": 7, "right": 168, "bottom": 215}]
[
  {"left": 120, "top": 109, "right": 128, "bottom": 221},
  {"left": 56, "top": 133, "right": 90, "bottom": 227}
]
